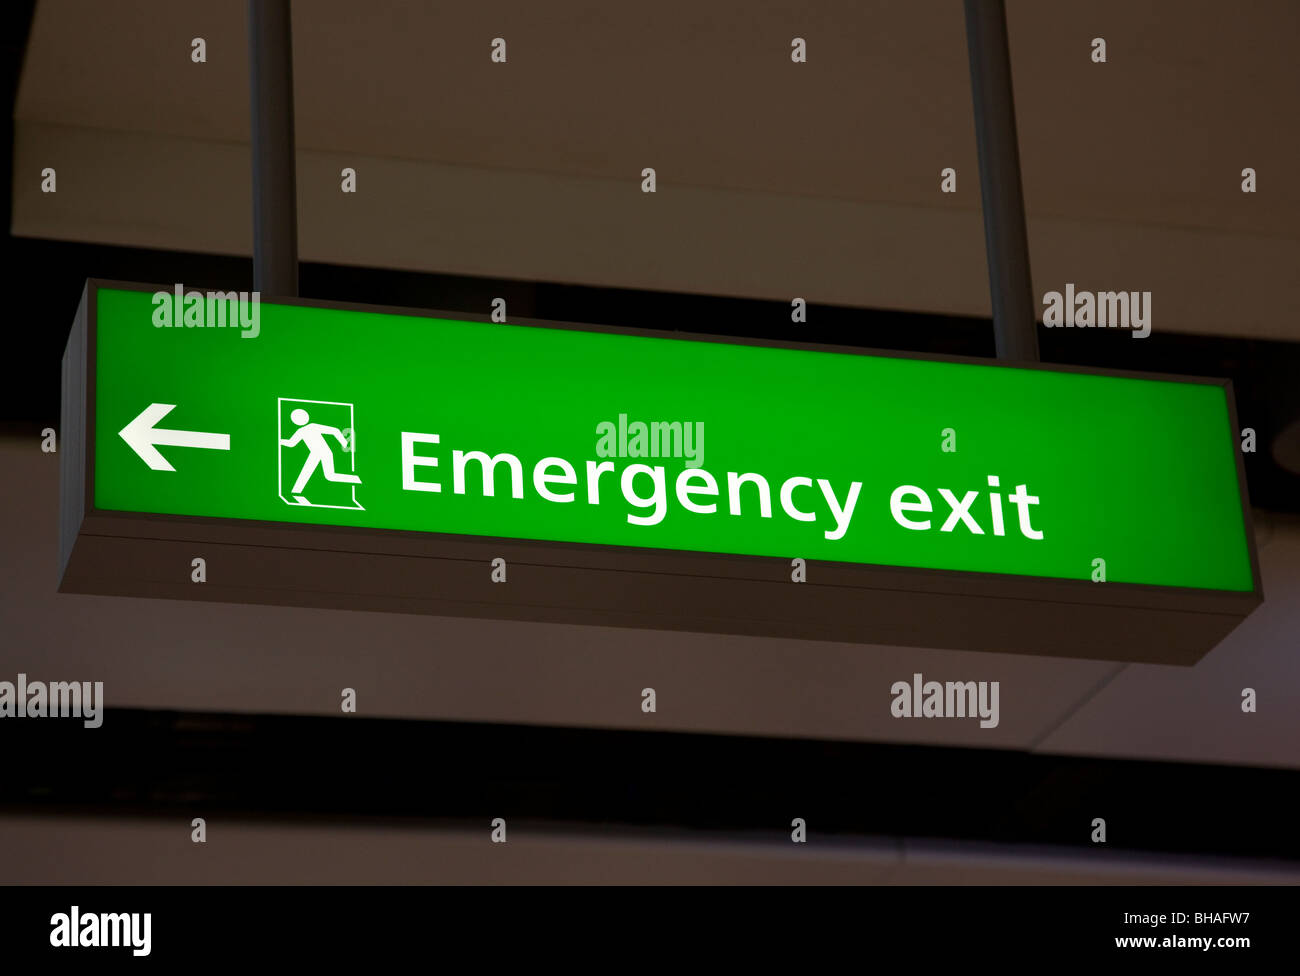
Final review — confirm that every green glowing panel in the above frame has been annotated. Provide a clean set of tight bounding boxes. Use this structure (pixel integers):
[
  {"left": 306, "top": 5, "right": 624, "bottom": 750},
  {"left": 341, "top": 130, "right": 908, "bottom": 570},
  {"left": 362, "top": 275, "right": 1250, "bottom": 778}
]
[{"left": 91, "top": 286, "right": 1254, "bottom": 593}]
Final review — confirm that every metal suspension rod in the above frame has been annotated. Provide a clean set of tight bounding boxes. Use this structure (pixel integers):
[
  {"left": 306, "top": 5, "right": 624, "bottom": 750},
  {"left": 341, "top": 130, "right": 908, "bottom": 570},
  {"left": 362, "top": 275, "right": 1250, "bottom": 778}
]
[
  {"left": 964, "top": 0, "right": 1039, "bottom": 361},
  {"left": 248, "top": 0, "right": 299, "bottom": 297}
]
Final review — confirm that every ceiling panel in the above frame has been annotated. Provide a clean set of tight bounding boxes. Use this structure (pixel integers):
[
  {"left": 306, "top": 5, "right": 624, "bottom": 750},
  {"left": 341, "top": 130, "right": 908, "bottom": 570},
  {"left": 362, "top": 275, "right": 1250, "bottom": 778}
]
[{"left": 11, "top": 0, "right": 1299, "bottom": 338}]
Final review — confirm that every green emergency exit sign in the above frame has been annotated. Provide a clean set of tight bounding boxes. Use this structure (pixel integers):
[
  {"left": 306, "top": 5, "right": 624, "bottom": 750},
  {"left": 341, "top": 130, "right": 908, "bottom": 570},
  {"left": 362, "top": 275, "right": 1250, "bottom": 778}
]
[{"left": 60, "top": 280, "right": 1261, "bottom": 664}]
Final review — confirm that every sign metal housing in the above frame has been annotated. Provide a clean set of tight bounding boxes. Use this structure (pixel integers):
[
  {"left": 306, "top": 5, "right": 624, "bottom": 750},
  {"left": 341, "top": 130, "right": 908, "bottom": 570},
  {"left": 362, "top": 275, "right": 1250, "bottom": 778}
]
[{"left": 59, "top": 280, "right": 1262, "bottom": 664}]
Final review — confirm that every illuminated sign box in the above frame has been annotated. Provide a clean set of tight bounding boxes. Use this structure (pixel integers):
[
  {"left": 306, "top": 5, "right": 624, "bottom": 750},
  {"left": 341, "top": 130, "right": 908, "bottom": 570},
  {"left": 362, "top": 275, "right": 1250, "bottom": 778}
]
[{"left": 59, "top": 281, "right": 1261, "bottom": 664}]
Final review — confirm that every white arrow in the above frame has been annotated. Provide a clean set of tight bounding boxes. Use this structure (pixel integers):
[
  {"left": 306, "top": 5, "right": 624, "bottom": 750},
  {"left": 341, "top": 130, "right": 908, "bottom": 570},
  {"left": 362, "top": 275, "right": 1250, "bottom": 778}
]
[{"left": 119, "top": 403, "right": 231, "bottom": 471}]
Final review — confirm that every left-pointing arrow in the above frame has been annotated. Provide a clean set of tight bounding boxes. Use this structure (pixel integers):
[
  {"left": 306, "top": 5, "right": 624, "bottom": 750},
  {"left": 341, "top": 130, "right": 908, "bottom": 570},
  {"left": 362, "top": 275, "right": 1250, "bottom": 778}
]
[{"left": 119, "top": 403, "right": 231, "bottom": 472}]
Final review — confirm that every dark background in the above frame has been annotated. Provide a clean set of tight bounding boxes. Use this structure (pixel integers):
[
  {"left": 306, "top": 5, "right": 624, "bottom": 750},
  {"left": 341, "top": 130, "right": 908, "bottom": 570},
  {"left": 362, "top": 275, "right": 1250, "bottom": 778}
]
[{"left": 2, "top": 0, "right": 1298, "bottom": 875}]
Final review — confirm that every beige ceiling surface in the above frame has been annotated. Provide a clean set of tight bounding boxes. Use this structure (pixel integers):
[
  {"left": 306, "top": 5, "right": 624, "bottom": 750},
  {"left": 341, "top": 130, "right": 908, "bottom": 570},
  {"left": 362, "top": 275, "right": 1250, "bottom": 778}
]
[{"left": 12, "top": 0, "right": 1300, "bottom": 338}]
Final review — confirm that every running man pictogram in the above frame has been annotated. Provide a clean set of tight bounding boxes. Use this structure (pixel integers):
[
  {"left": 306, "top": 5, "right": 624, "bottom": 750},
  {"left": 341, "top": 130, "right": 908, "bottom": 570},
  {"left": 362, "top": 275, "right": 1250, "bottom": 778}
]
[{"left": 277, "top": 398, "right": 364, "bottom": 510}]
